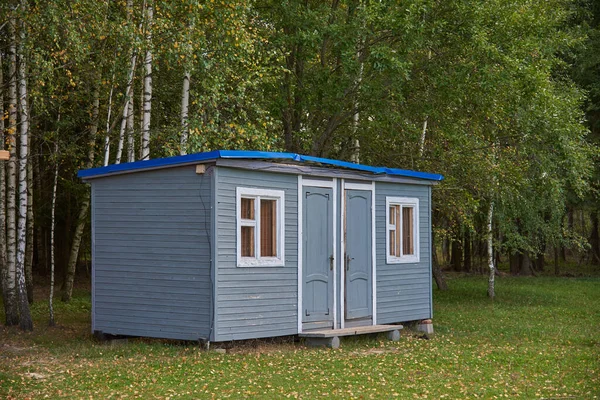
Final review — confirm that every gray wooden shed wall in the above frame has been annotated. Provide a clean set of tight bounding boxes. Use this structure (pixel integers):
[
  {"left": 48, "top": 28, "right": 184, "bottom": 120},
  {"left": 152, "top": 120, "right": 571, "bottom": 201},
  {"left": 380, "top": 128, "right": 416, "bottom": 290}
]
[
  {"left": 375, "top": 182, "right": 432, "bottom": 323},
  {"left": 92, "top": 166, "right": 213, "bottom": 340},
  {"left": 213, "top": 167, "right": 298, "bottom": 341}
]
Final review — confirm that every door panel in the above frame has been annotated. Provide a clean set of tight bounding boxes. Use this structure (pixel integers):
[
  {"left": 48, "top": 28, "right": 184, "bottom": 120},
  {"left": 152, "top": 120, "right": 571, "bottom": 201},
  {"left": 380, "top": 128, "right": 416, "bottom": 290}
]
[
  {"left": 345, "top": 189, "right": 372, "bottom": 320},
  {"left": 302, "top": 186, "right": 334, "bottom": 325}
]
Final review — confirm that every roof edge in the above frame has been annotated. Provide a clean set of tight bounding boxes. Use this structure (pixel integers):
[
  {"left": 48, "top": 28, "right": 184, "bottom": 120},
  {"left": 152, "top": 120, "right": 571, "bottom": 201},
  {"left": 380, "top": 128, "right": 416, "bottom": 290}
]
[{"left": 78, "top": 150, "right": 444, "bottom": 181}]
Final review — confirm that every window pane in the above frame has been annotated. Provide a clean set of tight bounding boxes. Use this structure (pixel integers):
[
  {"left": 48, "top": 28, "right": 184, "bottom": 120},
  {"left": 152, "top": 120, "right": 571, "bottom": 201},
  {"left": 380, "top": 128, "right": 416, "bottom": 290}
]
[
  {"left": 260, "top": 199, "right": 277, "bottom": 257},
  {"left": 389, "top": 230, "right": 396, "bottom": 256},
  {"left": 389, "top": 206, "right": 396, "bottom": 225},
  {"left": 395, "top": 205, "right": 401, "bottom": 256},
  {"left": 241, "top": 226, "right": 255, "bottom": 257},
  {"left": 241, "top": 198, "right": 254, "bottom": 220},
  {"left": 402, "top": 206, "right": 414, "bottom": 255}
]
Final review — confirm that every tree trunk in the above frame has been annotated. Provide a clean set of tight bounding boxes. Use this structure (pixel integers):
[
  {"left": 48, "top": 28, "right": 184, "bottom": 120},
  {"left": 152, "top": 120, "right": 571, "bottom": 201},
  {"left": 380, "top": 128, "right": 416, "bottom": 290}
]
[
  {"left": 418, "top": 50, "right": 432, "bottom": 158},
  {"left": 561, "top": 207, "right": 574, "bottom": 261},
  {"left": 463, "top": 229, "right": 472, "bottom": 272},
  {"left": 442, "top": 237, "right": 450, "bottom": 266},
  {"left": 115, "top": 54, "right": 137, "bottom": 164},
  {"left": 127, "top": 85, "right": 135, "bottom": 162},
  {"left": 451, "top": 238, "right": 462, "bottom": 272},
  {"left": 103, "top": 80, "right": 115, "bottom": 166},
  {"left": 16, "top": 10, "right": 33, "bottom": 330},
  {"left": 554, "top": 247, "right": 559, "bottom": 276},
  {"left": 0, "top": 51, "right": 12, "bottom": 324},
  {"left": 34, "top": 140, "right": 46, "bottom": 273},
  {"left": 487, "top": 201, "right": 495, "bottom": 299},
  {"left": 519, "top": 252, "right": 533, "bottom": 276},
  {"left": 536, "top": 252, "right": 545, "bottom": 272},
  {"left": 350, "top": 51, "right": 363, "bottom": 164},
  {"left": 510, "top": 253, "right": 520, "bottom": 275},
  {"left": 49, "top": 143, "right": 59, "bottom": 326},
  {"left": 590, "top": 210, "right": 600, "bottom": 265},
  {"left": 419, "top": 117, "right": 428, "bottom": 157},
  {"left": 141, "top": 2, "right": 153, "bottom": 161},
  {"left": 3, "top": 19, "right": 20, "bottom": 326},
  {"left": 25, "top": 119, "right": 34, "bottom": 304},
  {"left": 62, "top": 85, "right": 99, "bottom": 302},
  {"left": 180, "top": 71, "right": 190, "bottom": 155},
  {"left": 431, "top": 230, "right": 448, "bottom": 291}
]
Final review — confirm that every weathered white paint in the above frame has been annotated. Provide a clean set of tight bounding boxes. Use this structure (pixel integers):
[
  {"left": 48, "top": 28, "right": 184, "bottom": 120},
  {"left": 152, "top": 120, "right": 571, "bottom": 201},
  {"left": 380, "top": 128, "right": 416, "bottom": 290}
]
[
  {"left": 385, "top": 196, "right": 420, "bottom": 264},
  {"left": 235, "top": 187, "right": 285, "bottom": 267},
  {"left": 371, "top": 181, "right": 376, "bottom": 325},
  {"left": 297, "top": 175, "right": 303, "bottom": 333}
]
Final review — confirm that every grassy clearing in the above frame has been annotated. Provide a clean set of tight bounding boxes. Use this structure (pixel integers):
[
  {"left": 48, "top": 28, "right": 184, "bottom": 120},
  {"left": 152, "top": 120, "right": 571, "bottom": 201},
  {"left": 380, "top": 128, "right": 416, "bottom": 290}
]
[{"left": 1, "top": 276, "right": 599, "bottom": 399}]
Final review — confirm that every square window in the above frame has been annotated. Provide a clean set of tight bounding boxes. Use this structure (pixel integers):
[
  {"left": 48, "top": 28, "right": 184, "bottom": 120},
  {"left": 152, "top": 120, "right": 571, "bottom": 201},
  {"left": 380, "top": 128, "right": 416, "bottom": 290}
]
[
  {"left": 237, "top": 188, "right": 285, "bottom": 267},
  {"left": 260, "top": 199, "right": 277, "bottom": 257},
  {"left": 386, "top": 197, "right": 419, "bottom": 264}
]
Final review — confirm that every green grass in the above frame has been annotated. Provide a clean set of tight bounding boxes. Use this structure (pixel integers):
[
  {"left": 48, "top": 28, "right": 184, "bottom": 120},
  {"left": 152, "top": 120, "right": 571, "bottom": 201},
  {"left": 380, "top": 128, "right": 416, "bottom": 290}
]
[{"left": 1, "top": 277, "right": 599, "bottom": 399}]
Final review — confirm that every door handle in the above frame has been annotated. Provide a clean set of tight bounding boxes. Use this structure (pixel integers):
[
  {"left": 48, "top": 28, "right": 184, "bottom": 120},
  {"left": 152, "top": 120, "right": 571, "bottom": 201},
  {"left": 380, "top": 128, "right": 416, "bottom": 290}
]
[
  {"left": 329, "top": 255, "right": 334, "bottom": 271},
  {"left": 345, "top": 254, "right": 354, "bottom": 270}
]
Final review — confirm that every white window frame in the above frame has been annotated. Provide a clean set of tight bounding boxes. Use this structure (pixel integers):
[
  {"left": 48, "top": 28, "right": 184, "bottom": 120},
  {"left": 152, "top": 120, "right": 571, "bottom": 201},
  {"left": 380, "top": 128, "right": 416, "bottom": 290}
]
[
  {"left": 236, "top": 187, "right": 285, "bottom": 267},
  {"left": 386, "top": 196, "right": 420, "bottom": 264}
]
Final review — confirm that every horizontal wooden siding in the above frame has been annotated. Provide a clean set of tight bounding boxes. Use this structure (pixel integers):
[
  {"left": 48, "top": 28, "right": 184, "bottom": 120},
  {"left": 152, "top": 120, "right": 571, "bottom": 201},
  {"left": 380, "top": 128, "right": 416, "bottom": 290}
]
[
  {"left": 214, "top": 167, "right": 298, "bottom": 341},
  {"left": 375, "top": 182, "right": 432, "bottom": 323},
  {"left": 92, "top": 166, "right": 212, "bottom": 340}
]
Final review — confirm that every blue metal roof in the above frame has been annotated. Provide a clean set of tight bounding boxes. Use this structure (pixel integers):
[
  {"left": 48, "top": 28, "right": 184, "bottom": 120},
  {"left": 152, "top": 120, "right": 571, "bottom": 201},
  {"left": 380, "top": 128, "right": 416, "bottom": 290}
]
[{"left": 78, "top": 150, "right": 444, "bottom": 181}]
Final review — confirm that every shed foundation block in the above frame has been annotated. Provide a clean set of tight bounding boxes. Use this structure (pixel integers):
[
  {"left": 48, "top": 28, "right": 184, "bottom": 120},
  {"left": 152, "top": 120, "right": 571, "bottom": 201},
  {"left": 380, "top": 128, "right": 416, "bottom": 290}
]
[
  {"left": 417, "top": 319, "right": 434, "bottom": 335},
  {"left": 386, "top": 329, "right": 401, "bottom": 341},
  {"left": 306, "top": 336, "right": 340, "bottom": 349}
]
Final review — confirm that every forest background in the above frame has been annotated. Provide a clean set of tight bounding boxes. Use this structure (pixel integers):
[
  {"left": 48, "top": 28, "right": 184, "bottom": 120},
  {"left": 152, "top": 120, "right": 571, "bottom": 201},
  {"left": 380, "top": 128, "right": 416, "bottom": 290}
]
[{"left": 1, "top": 0, "right": 599, "bottom": 329}]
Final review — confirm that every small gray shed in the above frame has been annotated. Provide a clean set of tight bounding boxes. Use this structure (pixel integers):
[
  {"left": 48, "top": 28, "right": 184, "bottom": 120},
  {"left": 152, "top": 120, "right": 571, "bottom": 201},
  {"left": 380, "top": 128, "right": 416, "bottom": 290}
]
[{"left": 79, "top": 150, "right": 443, "bottom": 342}]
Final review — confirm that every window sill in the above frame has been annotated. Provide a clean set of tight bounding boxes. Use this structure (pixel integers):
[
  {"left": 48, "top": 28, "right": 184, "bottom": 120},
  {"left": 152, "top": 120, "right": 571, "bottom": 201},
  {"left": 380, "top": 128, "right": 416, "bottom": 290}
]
[
  {"left": 386, "top": 256, "right": 420, "bottom": 265},
  {"left": 237, "top": 257, "right": 285, "bottom": 267}
]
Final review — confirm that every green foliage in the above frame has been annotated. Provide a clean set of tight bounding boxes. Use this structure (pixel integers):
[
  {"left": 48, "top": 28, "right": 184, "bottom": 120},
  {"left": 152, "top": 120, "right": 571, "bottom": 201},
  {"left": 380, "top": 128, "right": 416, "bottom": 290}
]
[
  {"left": 1, "top": 0, "right": 598, "bottom": 281},
  {"left": 1, "top": 277, "right": 598, "bottom": 398}
]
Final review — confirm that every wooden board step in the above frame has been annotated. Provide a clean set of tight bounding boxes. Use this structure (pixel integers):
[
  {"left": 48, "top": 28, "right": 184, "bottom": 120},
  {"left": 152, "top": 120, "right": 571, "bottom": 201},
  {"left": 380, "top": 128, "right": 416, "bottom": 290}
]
[{"left": 299, "top": 324, "right": 403, "bottom": 338}]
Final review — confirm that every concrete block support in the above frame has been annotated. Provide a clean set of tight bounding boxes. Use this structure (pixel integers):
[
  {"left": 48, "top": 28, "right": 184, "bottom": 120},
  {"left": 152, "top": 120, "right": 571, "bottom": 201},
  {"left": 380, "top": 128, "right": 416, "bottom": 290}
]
[
  {"left": 417, "top": 319, "right": 434, "bottom": 335},
  {"left": 306, "top": 336, "right": 340, "bottom": 349},
  {"left": 386, "top": 329, "right": 401, "bottom": 341}
]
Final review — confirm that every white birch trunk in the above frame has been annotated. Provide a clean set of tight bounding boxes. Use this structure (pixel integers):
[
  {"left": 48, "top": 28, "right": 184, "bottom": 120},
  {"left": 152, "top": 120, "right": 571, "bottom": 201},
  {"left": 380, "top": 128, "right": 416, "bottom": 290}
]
[
  {"left": 180, "top": 71, "right": 190, "bottom": 155},
  {"left": 419, "top": 51, "right": 432, "bottom": 157},
  {"left": 25, "top": 118, "right": 34, "bottom": 304},
  {"left": 103, "top": 82, "right": 115, "bottom": 166},
  {"left": 141, "top": 3, "right": 153, "bottom": 161},
  {"left": 62, "top": 86, "right": 99, "bottom": 302},
  {"left": 16, "top": 10, "right": 33, "bottom": 329},
  {"left": 350, "top": 11, "right": 365, "bottom": 164},
  {"left": 115, "top": 53, "right": 137, "bottom": 165},
  {"left": 419, "top": 117, "right": 428, "bottom": 157},
  {"left": 139, "top": 71, "right": 144, "bottom": 160},
  {"left": 351, "top": 61, "right": 362, "bottom": 163},
  {"left": 49, "top": 143, "right": 59, "bottom": 326},
  {"left": 487, "top": 200, "right": 495, "bottom": 299},
  {"left": 0, "top": 51, "right": 10, "bottom": 323},
  {"left": 4, "top": 18, "right": 20, "bottom": 326},
  {"left": 127, "top": 86, "right": 135, "bottom": 162}
]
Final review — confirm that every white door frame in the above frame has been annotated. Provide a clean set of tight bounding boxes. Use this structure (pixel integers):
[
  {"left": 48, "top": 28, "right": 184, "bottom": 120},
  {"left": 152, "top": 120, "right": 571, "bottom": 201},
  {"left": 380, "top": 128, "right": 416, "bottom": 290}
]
[
  {"left": 340, "top": 180, "right": 377, "bottom": 329},
  {"left": 297, "top": 176, "right": 338, "bottom": 333}
]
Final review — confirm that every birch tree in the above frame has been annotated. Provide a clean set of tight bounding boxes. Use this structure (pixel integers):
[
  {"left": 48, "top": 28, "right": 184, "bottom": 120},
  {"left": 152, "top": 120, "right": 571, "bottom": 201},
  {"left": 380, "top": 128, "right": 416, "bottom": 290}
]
[
  {"left": 0, "top": 52, "right": 10, "bottom": 322},
  {"left": 62, "top": 85, "right": 99, "bottom": 302},
  {"left": 25, "top": 113, "right": 34, "bottom": 304},
  {"left": 127, "top": 87, "right": 136, "bottom": 162},
  {"left": 16, "top": 2, "right": 33, "bottom": 330},
  {"left": 3, "top": 18, "right": 20, "bottom": 326},
  {"left": 49, "top": 141, "right": 59, "bottom": 326},
  {"left": 180, "top": 71, "right": 191, "bottom": 155},
  {"left": 115, "top": 0, "right": 138, "bottom": 165},
  {"left": 487, "top": 200, "right": 495, "bottom": 298},
  {"left": 103, "top": 69, "right": 116, "bottom": 167},
  {"left": 141, "top": 1, "right": 153, "bottom": 160}
]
